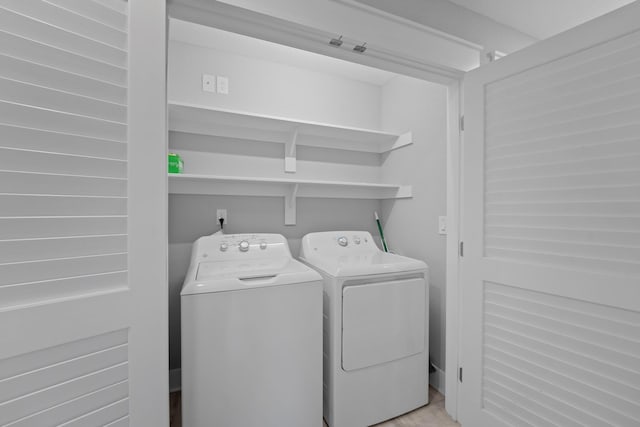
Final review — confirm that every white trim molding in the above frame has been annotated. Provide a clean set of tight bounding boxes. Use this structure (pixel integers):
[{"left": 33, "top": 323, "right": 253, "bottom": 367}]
[{"left": 168, "top": 0, "right": 468, "bottom": 83}]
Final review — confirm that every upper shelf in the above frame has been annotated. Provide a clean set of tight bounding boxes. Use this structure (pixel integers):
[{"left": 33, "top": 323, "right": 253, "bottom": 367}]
[{"left": 168, "top": 102, "right": 412, "bottom": 153}]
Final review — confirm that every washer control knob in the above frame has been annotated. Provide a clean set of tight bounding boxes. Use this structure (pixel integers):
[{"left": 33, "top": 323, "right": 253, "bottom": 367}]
[
  {"left": 239, "top": 240, "right": 250, "bottom": 252},
  {"left": 219, "top": 243, "right": 228, "bottom": 252},
  {"left": 337, "top": 236, "right": 348, "bottom": 247},
  {"left": 353, "top": 236, "right": 361, "bottom": 245},
  {"left": 260, "top": 241, "right": 267, "bottom": 250}
]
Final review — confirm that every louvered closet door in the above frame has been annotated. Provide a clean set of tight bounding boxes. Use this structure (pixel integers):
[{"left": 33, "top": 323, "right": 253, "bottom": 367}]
[
  {"left": 460, "top": 3, "right": 640, "bottom": 427},
  {"left": 0, "top": 1, "right": 168, "bottom": 426}
]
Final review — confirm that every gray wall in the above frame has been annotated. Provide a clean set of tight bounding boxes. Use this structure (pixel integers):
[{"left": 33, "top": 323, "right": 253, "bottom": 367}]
[{"left": 380, "top": 75, "right": 448, "bottom": 376}]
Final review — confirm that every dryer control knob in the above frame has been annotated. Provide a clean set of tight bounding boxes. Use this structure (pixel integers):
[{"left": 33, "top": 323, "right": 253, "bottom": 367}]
[
  {"left": 239, "top": 240, "right": 250, "bottom": 252},
  {"left": 353, "top": 236, "right": 361, "bottom": 245},
  {"left": 219, "top": 243, "right": 228, "bottom": 252},
  {"left": 337, "top": 236, "right": 348, "bottom": 247}
]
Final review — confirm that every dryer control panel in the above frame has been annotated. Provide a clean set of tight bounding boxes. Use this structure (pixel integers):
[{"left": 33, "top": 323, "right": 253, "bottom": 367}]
[{"left": 300, "top": 231, "right": 378, "bottom": 255}]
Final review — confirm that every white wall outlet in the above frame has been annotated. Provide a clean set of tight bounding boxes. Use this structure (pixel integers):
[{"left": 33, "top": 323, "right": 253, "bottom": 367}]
[
  {"left": 202, "top": 74, "right": 215, "bottom": 92},
  {"left": 438, "top": 216, "right": 447, "bottom": 235},
  {"left": 216, "top": 76, "right": 229, "bottom": 94},
  {"left": 216, "top": 209, "right": 228, "bottom": 226}
]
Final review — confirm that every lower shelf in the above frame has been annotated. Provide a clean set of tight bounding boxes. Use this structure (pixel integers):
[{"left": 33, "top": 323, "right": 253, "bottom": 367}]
[{"left": 168, "top": 173, "right": 411, "bottom": 225}]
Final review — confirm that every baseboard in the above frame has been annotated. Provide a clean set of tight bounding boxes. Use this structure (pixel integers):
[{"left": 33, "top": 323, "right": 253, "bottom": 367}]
[
  {"left": 169, "top": 368, "right": 181, "bottom": 392},
  {"left": 429, "top": 365, "right": 445, "bottom": 395}
]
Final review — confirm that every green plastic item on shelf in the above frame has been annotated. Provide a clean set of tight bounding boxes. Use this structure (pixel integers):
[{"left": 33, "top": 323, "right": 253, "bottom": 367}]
[{"left": 168, "top": 152, "right": 183, "bottom": 174}]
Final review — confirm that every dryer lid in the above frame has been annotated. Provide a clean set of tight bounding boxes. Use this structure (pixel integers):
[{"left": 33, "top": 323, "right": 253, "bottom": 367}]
[
  {"left": 302, "top": 251, "right": 426, "bottom": 277},
  {"left": 299, "top": 231, "right": 427, "bottom": 277}
]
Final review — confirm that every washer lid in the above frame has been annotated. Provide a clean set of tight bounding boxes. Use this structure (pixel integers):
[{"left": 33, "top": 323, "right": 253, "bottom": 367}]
[
  {"left": 301, "top": 251, "right": 427, "bottom": 277},
  {"left": 181, "top": 258, "right": 321, "bottom": 295}
]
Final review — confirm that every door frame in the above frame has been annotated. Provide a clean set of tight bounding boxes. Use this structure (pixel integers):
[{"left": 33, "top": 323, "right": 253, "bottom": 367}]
[{"left": 168, "top": 0, "right": 470, "bottom": 420}]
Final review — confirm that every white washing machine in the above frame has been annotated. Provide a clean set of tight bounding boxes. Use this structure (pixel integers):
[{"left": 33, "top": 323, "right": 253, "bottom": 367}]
[
  {"left": 299, "top": 231, "right": 429, "bottom": 427},
  {"left": 181, "top": 233, "right": 323, "bottom": 427}
]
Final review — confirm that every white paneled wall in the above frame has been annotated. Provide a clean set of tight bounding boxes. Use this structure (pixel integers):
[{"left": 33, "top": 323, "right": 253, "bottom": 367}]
[
  {"left": 0, "top": 0, "right": 131, "bottom": 424},
  {"left": 0, "top": 0, "right": 128, "bottom": 307},
  {"left": 484, "top": 31, "right": 640, "bottom": 278}
]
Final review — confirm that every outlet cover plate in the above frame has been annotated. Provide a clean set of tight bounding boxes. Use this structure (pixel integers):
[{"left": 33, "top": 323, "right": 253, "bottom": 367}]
[
  {"left": 202, "top": 74, "right": 215, "bottom": 92},
  {"left": 438, "top": 216, "right": 447, "bottom": 235},
  {"left": 216, "top": 76, "right": 229, "bottom": 94}
]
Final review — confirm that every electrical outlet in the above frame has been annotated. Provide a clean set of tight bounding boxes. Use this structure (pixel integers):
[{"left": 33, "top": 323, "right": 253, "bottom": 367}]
[
  {"left": 438, "top": 216, "right": 447, "bottom": 235},
  {"left": 216, "top": 76, "right": 229, "bottom": 94},
  {"left": 216, "top": 209, "right": 228, "bottom": 226},
  {"left": 202, "top": 74, "right": 215, "bottom": 92}
]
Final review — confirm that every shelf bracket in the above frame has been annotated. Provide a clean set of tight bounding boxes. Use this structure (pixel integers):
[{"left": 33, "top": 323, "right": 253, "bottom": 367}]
[
  {"left": 387, "top": 131, "right": 413, "bottom": 152},
  {"left": 285, "top": 128, "right": 298, "bottom": 173},
  {"left": 284, "top": 184, "right": 298, "bottom": 225}
]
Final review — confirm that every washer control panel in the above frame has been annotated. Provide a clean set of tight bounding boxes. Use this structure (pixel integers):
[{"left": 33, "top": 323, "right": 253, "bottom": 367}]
[{"left": 193, "top": 233, "right": 291, "bottom": 262}]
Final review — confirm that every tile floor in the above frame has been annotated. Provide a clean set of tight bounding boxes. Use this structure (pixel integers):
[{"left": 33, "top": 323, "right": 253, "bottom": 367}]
[{"left": 170, "top": 386, "right": 460, "bottom": 427}]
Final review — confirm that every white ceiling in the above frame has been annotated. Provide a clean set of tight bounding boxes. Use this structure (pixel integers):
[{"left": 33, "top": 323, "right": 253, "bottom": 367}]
[
  {"left": 170, "top": 19, "right": 397, "bottom": 86},
  {"left": 447, "top": 0, "right": 636, "bottom": 39}
]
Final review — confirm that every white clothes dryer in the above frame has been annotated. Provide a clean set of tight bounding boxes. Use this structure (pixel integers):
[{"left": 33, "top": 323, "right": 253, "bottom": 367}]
[
  {"left": 181, "top": 233, "right": 323, "bottom": 427},
  {"left": 299, "top": 231, "right": 429, "bottom": 427}
]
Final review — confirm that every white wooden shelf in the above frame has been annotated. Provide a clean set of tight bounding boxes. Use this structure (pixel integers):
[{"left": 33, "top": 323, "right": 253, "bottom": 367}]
[
  {"left": 168, "top": 102, "right": 412, "bottom": 172},
  {"left": 169, "top": 173, "right": 411, "bottom": 225}
]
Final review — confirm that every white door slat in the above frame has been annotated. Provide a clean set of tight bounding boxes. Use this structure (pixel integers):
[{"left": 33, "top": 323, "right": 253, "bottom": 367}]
[
  {"left": 0, "top": 77, "right": 126, "bottom": 123},
  {"left": 0, "top": 54, "right": 126, "bottom": 104},
  {"left": 485, "top": 214, "right": 640, "bottom": 232},
  {"left": 0, "top": 272, "right": 127, "bottom": 309},
  {"left": 0, "top": 148, "right": 127, "bottom": 178},
  {"left": 0, "top": 344, "right": 127, "bottom": 402},
  {"left": 58, "top": 397, "right": 129, "bottom": 427},
  {"left": 488, "top": 60, "right": 640, "bottom": 119},
  {"left": 488, "top": 90, "right": 640, "bottom": 136},
  {"left": 486, "top": 154, "right": 640, "bottom": 182},
  {"left": 0, "top": 363, "right": 128, "bottom": 425},
  {"left": 486, "top": 201, "right": 640, "bottom": 217},
  {"left": 103, "top": 415, "right": 128, "bottom": 427},
  {"left": 0, "top": 235, "right": 127, "bottom": 264},
  {"left": 487, "top": 124, "right": 640, "bottom": 157},
  {"left": 0, "top": 171, "right": 127, "bottom": 197},
  {"left": 484, "top": 386, "right": 555, "bottom": 427},
  {"left": 485, "top": 236, "right": 640, "bottom": 264},
  {"left": 0, "top": 7, "right": 126, "bottom": 67},
  {"left": 6, "top": 380, "right": 128, "bottom": 427},
  {"left": 0, "top": 253, "right": 127, "bottom": 287},
  {"left": 487, "top": 106, "right": 640, "bottom": 148},
  {"left": 0, "top": 195, "right": 126, "bottom": 217},
  {"left": 486, "top": 225, "right": 640, "bottom": 247},
  {"left": 0, "top": 330, "right": 127, "bottom": 381},
  {"left": 0, "top": 31, "right": 126, "bottom": 85},
  {"left": 487, "top": 138, "right": 640, "bottom": 169},
  {"left": 0, "top": 0, "right": 127, "bottom": 49},
  {"left": 485, "top": 186, "right": 640, "bottom": 204},
  {"left": 463, "top": 7, "right": 640, "bottom": 427},
  {"left": 484, "top": 248, "right": 640, "bottom": 277},
  {"left": 92, "top": 0, "right": 128, "bottom": 15},
  {"left": 0, "top": 101, "right": 126, "bottom": 141},
  {"left": 485, "top": 379, "right": 581, "bottom": 427},
  {"left": 483, "top": 397, "right": 533, "bottom": 427},
  {"left": 485, "top": 351, "right": 640, "bottom": 424},
  {"left": 486, "top": 32, "right": 640, "bottom": 100},
  {"left": 484, "top": 371, "right": 600, "bottom": 427},
  {"left": 485, "top": 300, "right": 640, "bottom": 352},
  {"left": 486, "top": 324, "right": 640, "bottom": 389},
  {"left": 0, "top": 0, "right": 136, "bottom": 424},
  {"left": 45, "top": 0, "right": 127, "bottom": 32},
  {"left": 486, "top": 170, "right": 640, "bottom": 192},
  {"left": 487, "top": 106, "right": 640, "bottom": 147},
  {"left": 0, "top": 217, "right": 126, "bottom": 239},
  {"left": 0, "top": 124, "right": 126, "bottom": 160}
]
